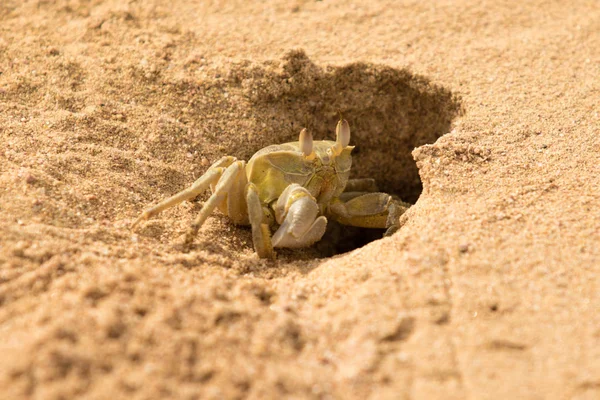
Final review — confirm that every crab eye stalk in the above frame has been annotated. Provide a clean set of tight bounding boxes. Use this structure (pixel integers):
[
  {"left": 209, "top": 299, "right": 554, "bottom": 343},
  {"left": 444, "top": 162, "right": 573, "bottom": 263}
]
[
  {"left": 299, "top": 128, "right": 315, "bottom": 159},
  {"left": 332, "top": 118, "right": 351, "bottom": 155}
]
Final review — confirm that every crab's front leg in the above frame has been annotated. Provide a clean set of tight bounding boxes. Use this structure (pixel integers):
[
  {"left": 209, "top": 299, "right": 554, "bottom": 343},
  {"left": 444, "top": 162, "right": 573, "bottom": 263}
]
[
  {"left": 246, "top": 183, "right": 276, "bottom": 259},
  {"left": 327, "top": 192, "right": 411, "bottom": 236}
]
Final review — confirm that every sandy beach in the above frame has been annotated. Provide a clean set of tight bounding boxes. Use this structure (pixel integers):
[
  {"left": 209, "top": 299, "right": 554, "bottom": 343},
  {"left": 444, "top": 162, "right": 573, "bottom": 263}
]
[{"left": 1, "top": 1, "right": 599, "bottom": 398}]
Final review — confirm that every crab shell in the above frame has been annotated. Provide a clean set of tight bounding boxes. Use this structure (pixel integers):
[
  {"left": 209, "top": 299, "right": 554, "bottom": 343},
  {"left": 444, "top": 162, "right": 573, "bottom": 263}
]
[{"left": 246, "top": 140, "right": 355, "bottom": 207}]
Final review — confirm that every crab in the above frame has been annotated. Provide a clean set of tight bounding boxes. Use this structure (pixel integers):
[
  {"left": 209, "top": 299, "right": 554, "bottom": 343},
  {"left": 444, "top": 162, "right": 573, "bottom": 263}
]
[{"left": 131, "top": 117, "right": 410, "bottom": 258}]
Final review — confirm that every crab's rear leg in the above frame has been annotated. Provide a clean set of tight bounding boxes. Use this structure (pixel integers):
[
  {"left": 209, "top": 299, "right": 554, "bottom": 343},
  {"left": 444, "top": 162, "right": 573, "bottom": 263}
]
[
  {"left": 328, "top": 193, "right": 411, "bottom": 235},
  {"left": 131, "top": 156, "right": 236, "bottom": 229},
  {"left": 184, "top": 160, "right": 247, "bottom": 249},
  {"left": 344, "top": 178, "right": 379, "bottom": 193}
]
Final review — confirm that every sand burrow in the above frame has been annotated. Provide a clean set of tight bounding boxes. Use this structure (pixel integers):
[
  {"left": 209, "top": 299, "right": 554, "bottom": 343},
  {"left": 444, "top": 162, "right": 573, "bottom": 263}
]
[
  {"left": 231, "top": 50, "right": 463, "bottom": 256},
  {"left": 131, "top": 50, "right": 463, "bottom": 256}
]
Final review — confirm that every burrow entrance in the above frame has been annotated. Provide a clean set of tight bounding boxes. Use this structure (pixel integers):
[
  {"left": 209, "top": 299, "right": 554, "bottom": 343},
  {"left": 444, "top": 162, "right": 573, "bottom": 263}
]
[
  {"left": 227, "top": 50, "right": 462, "bottom": 257},
  {"left": 137, "top": 50, "right": 462, "bottom": 258}
]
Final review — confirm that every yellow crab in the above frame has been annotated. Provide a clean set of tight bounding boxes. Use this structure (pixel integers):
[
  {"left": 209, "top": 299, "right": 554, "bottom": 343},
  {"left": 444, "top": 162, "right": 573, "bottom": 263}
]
[{"left": 131, "top": 117, "right": 409, "bottom": 258}]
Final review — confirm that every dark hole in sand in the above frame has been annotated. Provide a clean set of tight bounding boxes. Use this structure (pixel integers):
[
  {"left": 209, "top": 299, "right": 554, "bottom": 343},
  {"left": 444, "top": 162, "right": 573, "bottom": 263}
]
[{"left": 229, "top": 50, "right": 463, "bottom": 257}]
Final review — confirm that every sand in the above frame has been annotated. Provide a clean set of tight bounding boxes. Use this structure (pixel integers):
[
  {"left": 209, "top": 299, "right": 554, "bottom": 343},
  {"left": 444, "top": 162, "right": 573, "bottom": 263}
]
[{"left": 1, "top": 0, "right": 599, "bottom": 399}]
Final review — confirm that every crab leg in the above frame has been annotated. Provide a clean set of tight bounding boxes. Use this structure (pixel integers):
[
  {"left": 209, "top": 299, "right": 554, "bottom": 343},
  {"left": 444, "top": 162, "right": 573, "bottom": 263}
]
[
  {"left": 246, "top": 183, "right": 275, "bottom": 259},
  {"left": 327, "top": 193, "right": 410, "bottom": 234},
  {"left": 131, "top": 156, "right": 237, "bottom": 229},
  {"left": 183, "top": 160, "right": 245, "bottom": 248},
  {"left": 344, "top": 178, "right": 379, "bottom": 193}
]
